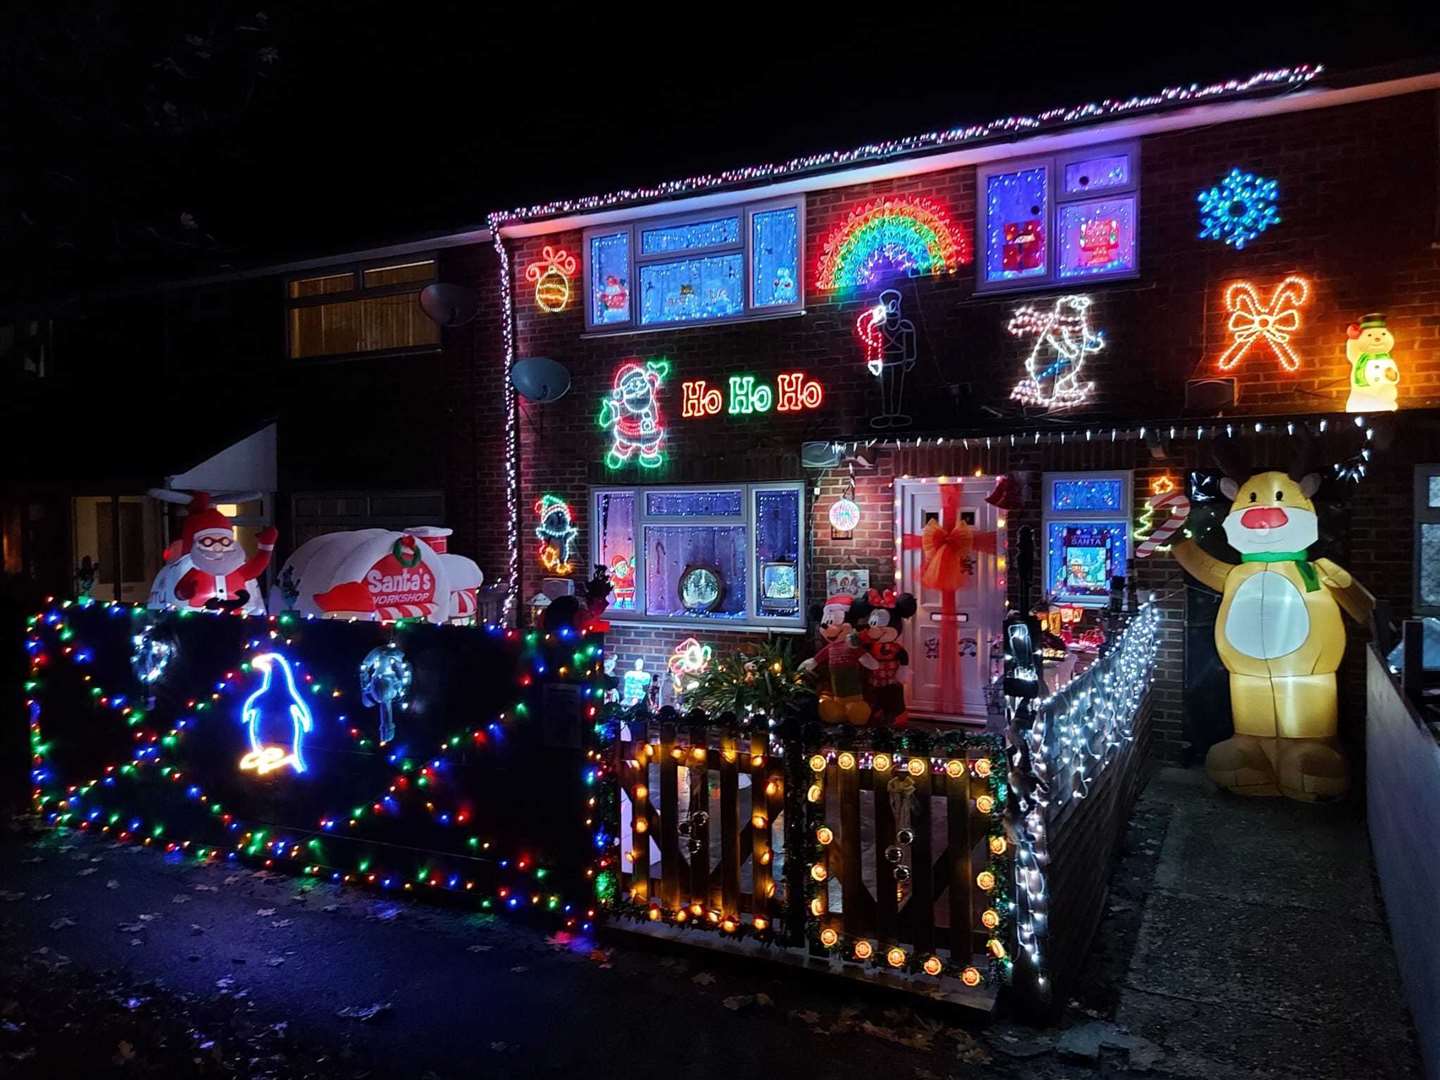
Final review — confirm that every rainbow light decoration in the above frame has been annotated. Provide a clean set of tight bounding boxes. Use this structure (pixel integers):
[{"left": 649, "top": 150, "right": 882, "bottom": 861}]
[{"left": 815, "top": 197, "right": 968, "bottom": 291}]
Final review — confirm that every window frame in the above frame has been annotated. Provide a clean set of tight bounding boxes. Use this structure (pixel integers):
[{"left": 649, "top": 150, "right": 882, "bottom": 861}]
[
  {"left": 590, "top": 480, "right": 806, "bottom": 632},
  {"left": 1040, "top": 470, "right": 1133, "bottom": 609},
  {"left": 975, "top": 140, "right": 1140, "bottom": 295},
  {"left": 284, "top": 256, "right": 440, "bottom": 361},
  {"left": 582, "top": 195, "right": 805, "bottom": 333},
  {"left": 1414, "top": 465, "right": 1440, "bottom": 615}
]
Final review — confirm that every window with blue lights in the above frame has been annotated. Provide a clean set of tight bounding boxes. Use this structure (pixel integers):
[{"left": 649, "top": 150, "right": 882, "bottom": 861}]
[
  {"left": 591, "top": 482, "right": 805, "bottom": 630},
  {"left": 583, "top": 197, "right": 803, "bottom": 331},
  {"left": 1042, "top": 471, "right": 1132, "bottom": 608},
  {"left": 977, "top": 142, "right": 1138, "bottom": 293}
]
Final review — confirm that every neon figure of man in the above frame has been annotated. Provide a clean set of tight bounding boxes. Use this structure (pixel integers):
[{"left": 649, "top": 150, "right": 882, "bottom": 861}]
[
  {"left": 239, "top": 652, "right": 314, "bottom": 776},
  {"left": 855, "top": 289, "right": 916, "bottom": 429}
]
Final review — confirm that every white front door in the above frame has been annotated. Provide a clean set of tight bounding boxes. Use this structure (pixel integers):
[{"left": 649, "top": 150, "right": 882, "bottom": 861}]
[{"left": 896, "top": 478, "right": 1005, "bottom": 720}]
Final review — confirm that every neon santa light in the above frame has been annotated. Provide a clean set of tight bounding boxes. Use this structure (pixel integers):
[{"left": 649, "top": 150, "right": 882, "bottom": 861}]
[
  {"left": 815, "top": 197, "right": 968, "bottom": 291},
  {"left": 239, "top": 652, "right": 314, "bottom": 776},
  {"left": 598, "top": 358, "right": 669, "bottom": 469}
]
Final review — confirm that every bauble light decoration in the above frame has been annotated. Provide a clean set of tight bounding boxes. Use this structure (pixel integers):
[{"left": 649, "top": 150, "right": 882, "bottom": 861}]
[{"left": 524, "top": 245, "right": 577, "bottom": 312}]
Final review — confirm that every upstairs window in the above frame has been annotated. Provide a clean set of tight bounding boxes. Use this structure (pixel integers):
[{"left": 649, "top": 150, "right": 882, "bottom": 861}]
[
  {"left": 287, "top": 259, "right": 439, "bottom": 359},
  {"left": 583, "top": 197, "right": 804, "bottom": 332},
  {"left": 977, "top": 142, "right": 1139, "bottom": 293}
]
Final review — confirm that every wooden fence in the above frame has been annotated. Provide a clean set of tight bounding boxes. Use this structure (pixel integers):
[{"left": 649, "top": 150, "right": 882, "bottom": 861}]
[{"left": 609, "top": 712, "right": 1010, "bottom": 1001}]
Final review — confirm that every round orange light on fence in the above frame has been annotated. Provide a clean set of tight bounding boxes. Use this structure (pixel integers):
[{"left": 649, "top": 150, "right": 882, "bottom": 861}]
[
  {"left": 923, "top": 955, "right": 944, "bottom": 977},
  {"left": 872, "top": 753, "right": 892, "bottom": 773},
  {"left": 811, "top": 863, "right": 828, "bottom": 882},
  {"left": 691, "top": 748, "right": 707, "bottom": 762},
  {"left": 816, "top": 826, "right": 834, "bottom": 845},
  {"left": 674, "top": 908, "right": 688, "bottom": 923},
  {"left": 974, "top": 758, "right": 993, "bottom": 778},
  {"left": 945, "top": 759, "right": 965, "bottom": 778},
  {"left": 807, "top": 783, "right": 823, "bottom": 803},
  {"left": 721, "top": 917, "right": 738, "bottom": 933},
  {"left": 764, "top": 779, "right": 780, "bottom": 797},
  {"left": 989, "top": 836, "right": 1008, "bottom": 856},
  {"left": 810, "top": 897, "right": 825, "bottom": 916},
  {"left": 752, "top": 813, "right": 768, "bottom": 829},
  {"left": 907, "top": 758, "right": 926, "bottom": 777},
  {"left": 647, "top": 906, "right": 661, "bottom": 922},
  {"left": 854, "top": 940, "right": 873, "bottom": 961},
  {"left": 819, "top": 928, "right": 839, "bottom": 948},
  {"left": 975, "top": 795, "right": 996, "bottom": 814},
  {"left": 961, "top": 966, "right": 983, "bottom": 988},
  {"left": 809, "top": 754, "right": 827, "bottom": 773},
  {"left": 690, "top": 902, "right": 704, "bottom": 916},
  {"left": 837, "top": 752, "right": 857, "bottom": 771},
  {"left": 976, "top": 870, "right": 996, "bottom": 892},
  {"left": 753, "top": 916, "right": 768, "bottom": 931},
  {"left": 886, "top": 947, "right": 906, "bottom": 969},
  {"left": 981, "top": 908, "right": 1001, "bottom": 930},
  {"left": 633, "top": 784, "right": 648, "bottom": 800},
  {"left": 987, "top": 938, "right": 1007, "bottom": 960},
  {"left": 634, "top": 819, "right": 648, "bottom": 834}
]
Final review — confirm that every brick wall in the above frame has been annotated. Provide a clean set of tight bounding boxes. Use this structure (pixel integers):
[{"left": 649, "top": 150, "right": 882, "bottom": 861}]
[{"left": 446, "top": 88, "right": 1440, "bottom": 756}]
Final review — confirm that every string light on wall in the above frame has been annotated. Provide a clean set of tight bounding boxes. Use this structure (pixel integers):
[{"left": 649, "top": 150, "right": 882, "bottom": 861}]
[
  {"left": 1197, "top": 167, "right": 1280, "bottom": 249},
  {"left": 1216, "top": 275, "right": 1311, "bottom": 372}
]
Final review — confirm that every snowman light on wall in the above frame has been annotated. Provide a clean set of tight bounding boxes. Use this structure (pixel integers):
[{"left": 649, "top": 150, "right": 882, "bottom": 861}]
[{"left": 1344, "top": 313, "right": 1400, "bottom": 413}]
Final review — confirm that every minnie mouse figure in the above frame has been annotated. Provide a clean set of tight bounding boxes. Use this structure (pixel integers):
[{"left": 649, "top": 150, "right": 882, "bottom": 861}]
[{"left": 850, "top": 588, "right": 918, "bottom": 726}]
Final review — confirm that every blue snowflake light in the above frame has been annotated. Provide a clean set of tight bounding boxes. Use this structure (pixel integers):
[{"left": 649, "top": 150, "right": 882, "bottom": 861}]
[{"left": 1197, "top": 168, "right": 1280, "bottom": 249}]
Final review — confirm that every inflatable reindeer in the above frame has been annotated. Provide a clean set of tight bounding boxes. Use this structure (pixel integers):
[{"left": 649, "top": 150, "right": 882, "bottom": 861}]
[{"left": 1165, "top": 441, "right": 1373, "bottom": 801}]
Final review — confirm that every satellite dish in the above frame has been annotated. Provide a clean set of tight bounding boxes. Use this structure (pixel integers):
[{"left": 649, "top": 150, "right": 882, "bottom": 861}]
[
  {"left": 511, "top": 357, "right": 571, "bottom": 404},
  {"left": 419, "top": 283, "right": 480, "bottom": 327}
]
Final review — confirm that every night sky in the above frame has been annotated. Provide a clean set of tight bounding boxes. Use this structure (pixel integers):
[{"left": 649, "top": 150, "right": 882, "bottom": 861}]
[{"left": 4, "top": 4, "right": 1439, "bottom": 298}]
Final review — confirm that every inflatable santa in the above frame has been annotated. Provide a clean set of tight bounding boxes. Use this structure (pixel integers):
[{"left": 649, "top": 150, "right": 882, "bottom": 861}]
[{"left": 147, "top": 494, "right": 275, "bottom": 615}]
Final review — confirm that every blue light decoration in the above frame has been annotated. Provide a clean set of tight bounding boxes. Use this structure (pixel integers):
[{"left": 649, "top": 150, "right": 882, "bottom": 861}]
[
  {"left": 1197, "top": 167, "right": 1280, "bottom": 249},
  {"left": 360, "top": 644, "right": 412, "bottom": 745},
  {"left": 130, "top": 625, "right": 176, "bottom": 705},
  {"left": 240, "top": 652, "right": 314, "bottom": 776},
  {"left": 1046, "top": 522, "right": 1128, "bottom": 607}
]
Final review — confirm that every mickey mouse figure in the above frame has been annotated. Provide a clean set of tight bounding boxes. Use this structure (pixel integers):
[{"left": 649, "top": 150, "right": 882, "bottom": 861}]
[{"left": 850, "top": 588, "right": 918, "bottom": 726}]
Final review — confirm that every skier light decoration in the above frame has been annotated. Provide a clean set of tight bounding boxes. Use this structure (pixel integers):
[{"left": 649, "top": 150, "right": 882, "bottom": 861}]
[
  {"left": 1215, "top": 275, "right": 1311, "bottom": 372},
  {"left": 1008, "top": 294, "right": 1105, "bottom": 409},
  {"left": 239, "top": 652, "right": 315, "bottom": 776}
]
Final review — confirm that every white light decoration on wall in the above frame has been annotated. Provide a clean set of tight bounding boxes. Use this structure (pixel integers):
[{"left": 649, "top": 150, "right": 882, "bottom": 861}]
[
  {"left": 1008, "top": 294, "right": 1105, "bottom": 409},
  {"left": 829, "top": 477, "right": 861, "bottom": 533}
]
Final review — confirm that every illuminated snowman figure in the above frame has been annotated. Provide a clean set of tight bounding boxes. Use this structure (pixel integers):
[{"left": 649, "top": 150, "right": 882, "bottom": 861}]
[
  {"left": 1344, "top": 313, "right": 1399, "bottom": 413},
  {"left": 239, "top": 652, "right": 314, "bottom": 776}
]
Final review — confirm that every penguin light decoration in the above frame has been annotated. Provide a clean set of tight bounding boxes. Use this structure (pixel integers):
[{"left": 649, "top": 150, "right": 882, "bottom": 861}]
[{"left": 239, "top": 652, "right": 315, "bottom": 776}]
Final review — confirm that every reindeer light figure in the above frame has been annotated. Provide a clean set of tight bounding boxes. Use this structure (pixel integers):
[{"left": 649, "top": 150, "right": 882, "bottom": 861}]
[
  {"left": 1162, "top": 440, "right": 1373, "bottom": 801},
  {"left": 1008, "top": 294, "right": 1105, "bottom": 409}
]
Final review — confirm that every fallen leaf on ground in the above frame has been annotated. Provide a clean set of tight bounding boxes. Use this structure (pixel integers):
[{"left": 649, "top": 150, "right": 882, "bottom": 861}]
[
  {"left": 791, "top": 1009, "right": 822, "bottom": 1026},
  {"left": 336, "top": 1002, "right": 392, "bottom": 1023},
  {"left": 48, "top": 917, "right": 75, "bottom": 930},
  {"left": 269, "top": 919, "right": 292, "bottom": 929},
  {"left": 0, "top": 891, "right": 25, "bottom": 902},
  {"left": 192, "top": 884, "right": 218, "bottom": 893},
  {"left": 509, "top": 965, "right": 528, "bottom": 974},
  {"left": 77, "top": 868, "right": 97, "bottom": 877},
  {"left": 266, "top": 956, "right": 285, "bottom": 967},
  {"left": 118, "top": 923, "right": 146, "bottom": 933},
  {"left": 105, "top": 880, "right": 119, "bottom": 890},
  {"left": 32, "top": 894, "right": 51, "bottom": 902},
  {"left": 466, "top": 945, "right": 492, "bottom": 953},
  {"left": 692, "top": 972, "right": 716, "bottom": 986},
  {"left": 255, "top": 908, "right": 276, "bottom": 917},
  {"left": 171, "top": 895, "right": 191, "bottom": 905},
  {"left": 113, "top": 1041, "right": 135, "bottom": 1065}
]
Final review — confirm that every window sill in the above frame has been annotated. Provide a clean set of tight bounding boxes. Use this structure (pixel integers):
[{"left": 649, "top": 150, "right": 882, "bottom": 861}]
[
  {"left": 581, "top": 307, "right": 806, "bottom": 340},
  {"left": 602, "top": 616, "right": 807, "bottom": 635},
  {"left": 973, "top": 270, "right": 1140, "bottom": 298}
]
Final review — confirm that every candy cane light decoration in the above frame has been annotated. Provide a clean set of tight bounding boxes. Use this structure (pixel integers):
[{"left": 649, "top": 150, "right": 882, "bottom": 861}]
[{"left": 1216, "top": 275, "right": 1311, "bottom": 372}]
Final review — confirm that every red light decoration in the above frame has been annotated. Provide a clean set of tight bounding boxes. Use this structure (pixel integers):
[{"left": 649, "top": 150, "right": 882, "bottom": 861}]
[
  {"left": 1216, "top": 275, "right": 1311, "bottom": 372},
  {"left": 679, "top": 371, "right": 823, "bottom": 419},
  {"left": 525, "top": 246, "right": 577, "bottom": 312}
]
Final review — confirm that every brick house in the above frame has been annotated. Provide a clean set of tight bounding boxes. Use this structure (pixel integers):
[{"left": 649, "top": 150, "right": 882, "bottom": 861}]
[
  {"left": 477, "top": 63, "right": 1440, "bottom": 762},
  {"left": 6, "top": 62, "right": 1440, "bottom": 764}
]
